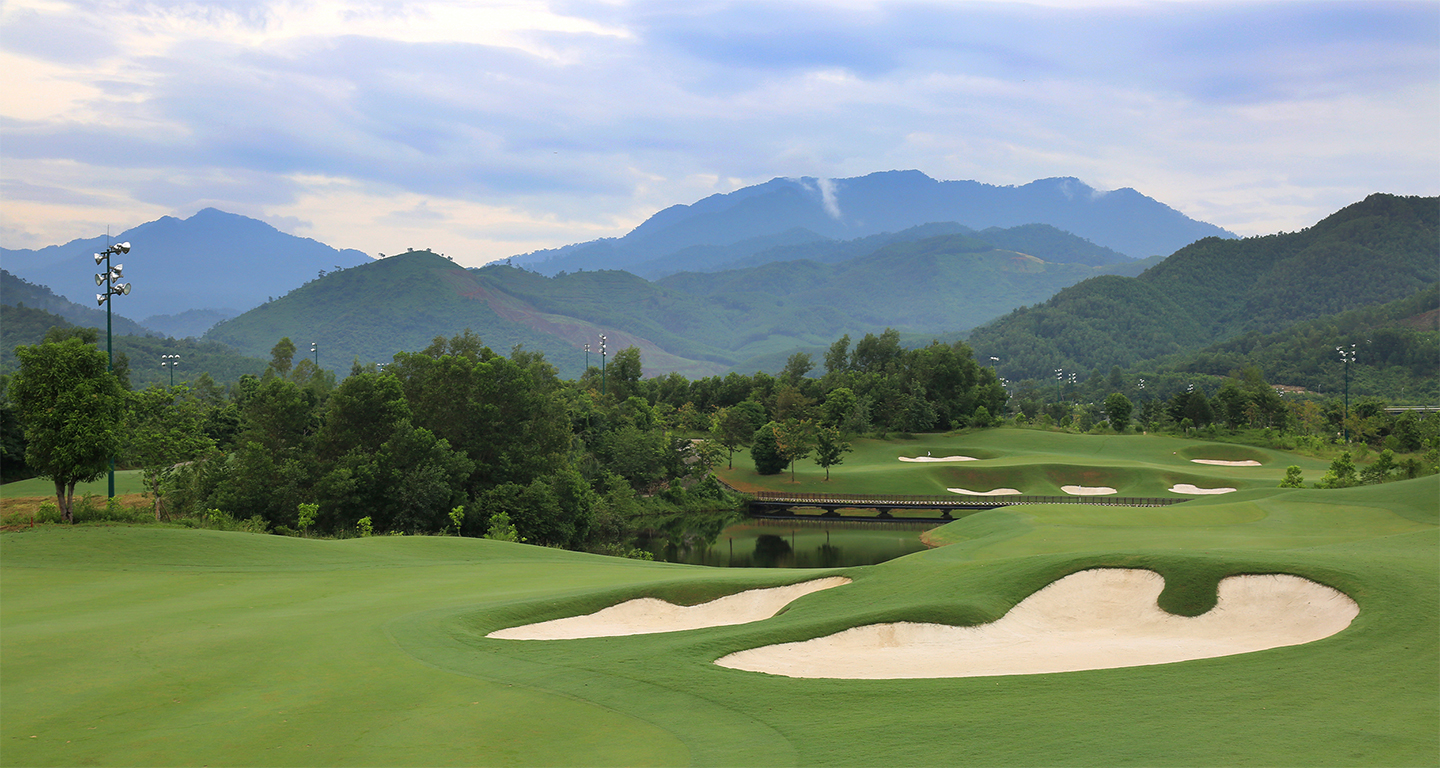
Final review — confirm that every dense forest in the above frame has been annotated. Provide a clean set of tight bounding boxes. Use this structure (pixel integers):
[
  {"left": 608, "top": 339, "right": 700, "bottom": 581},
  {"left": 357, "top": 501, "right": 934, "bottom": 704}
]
[
  {"left": 2, "top": 327, "right": 1006, "bottom": 546},
  {"left": 968, "top": 194, "right": 1438, "bottom": 386},
  {"left": 6, "top": 321, "right": 1436, "bottom": 549}
]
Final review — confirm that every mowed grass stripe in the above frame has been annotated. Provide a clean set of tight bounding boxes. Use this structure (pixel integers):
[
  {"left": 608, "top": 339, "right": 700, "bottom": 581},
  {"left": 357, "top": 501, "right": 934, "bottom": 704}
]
[{"left": 3, "top": 434, "right": 1435, "bottom": 767}]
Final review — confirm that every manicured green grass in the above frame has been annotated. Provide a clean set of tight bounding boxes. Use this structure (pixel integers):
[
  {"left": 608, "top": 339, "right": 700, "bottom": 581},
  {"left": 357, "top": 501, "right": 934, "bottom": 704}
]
[
  {"left": 1, "top": 469, "right": 148, "bottom": 499},
  {"left": 719, "top": 430, "right": 1333, "bottom": 498},
  {"left": 3, "top": 437, "right": 1434, "bottom": 767}
]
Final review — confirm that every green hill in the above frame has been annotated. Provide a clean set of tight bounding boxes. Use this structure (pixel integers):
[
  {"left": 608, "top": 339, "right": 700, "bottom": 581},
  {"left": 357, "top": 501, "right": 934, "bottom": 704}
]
[
  {"left": 203, "top": 231, "right": 1149, "bottom": 379},
  {"left": 968, "top": 194, "right": 1439, "bottom": 381},
  {"left": 1152, "top": 285, "right": 1439, "bottom": 402},
  {"left": 2, "top": 269, "right": 152, "bottom": 336}
]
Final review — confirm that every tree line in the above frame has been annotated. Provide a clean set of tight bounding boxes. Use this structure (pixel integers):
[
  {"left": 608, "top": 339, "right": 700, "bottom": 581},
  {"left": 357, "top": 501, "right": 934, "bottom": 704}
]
[{"left": 6, "top": 324, "right": 1434, "bottom": 546}]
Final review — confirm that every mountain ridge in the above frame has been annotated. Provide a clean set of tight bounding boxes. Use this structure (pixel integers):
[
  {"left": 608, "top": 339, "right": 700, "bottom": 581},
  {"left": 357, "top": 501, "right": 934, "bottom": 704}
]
[
  {"left": 513, "top": 171, "right": 1235, "bottom": 277},
  {"left": 1, "top": 208, "right": 373, "bottom": 332}
]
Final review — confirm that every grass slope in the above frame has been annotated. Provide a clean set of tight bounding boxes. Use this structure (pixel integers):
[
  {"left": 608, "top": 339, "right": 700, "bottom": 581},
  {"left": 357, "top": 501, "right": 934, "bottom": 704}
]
[
  {"left": 3, "top": 435, "right": 1435, "bottom": 767},
  {"left": 718, "top": 430, "right": 1333, "bottom": 499}
]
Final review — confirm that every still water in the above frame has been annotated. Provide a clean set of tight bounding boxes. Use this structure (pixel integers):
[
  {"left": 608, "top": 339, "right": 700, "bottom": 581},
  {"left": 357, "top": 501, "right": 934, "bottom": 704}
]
[{"left": 635, "top": 516, "right": 933, "bottom": 568}]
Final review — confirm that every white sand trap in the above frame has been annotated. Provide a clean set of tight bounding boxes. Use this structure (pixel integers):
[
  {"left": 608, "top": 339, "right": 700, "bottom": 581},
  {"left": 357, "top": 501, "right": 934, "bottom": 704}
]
[
  {"left": 715, "top": 569, "right": 1357, "bottom": 679},
  {"left": 487, "top": 577, "right": 850, "bottom": 640},
  {"left": 899, "top": 455, "right": 978, "bottom": 462},
  {"left": 1062, "top": 485, "right": 1117, "bottom": 495},
  {"left": 947, "top": 487, "right": 1022, "bottom": 496},
  {"left": 1170, "top": 484, "right": 1237, "bottom": 495},
  {"left": 1191, "top": 459, "right": 1262, "bottom": 466}
]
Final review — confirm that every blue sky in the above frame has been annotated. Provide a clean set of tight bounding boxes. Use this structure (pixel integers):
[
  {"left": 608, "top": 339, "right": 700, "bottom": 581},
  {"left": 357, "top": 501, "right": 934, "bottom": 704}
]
[{"left": 3, "top": 0, "right": 1436, "bottom": 266}]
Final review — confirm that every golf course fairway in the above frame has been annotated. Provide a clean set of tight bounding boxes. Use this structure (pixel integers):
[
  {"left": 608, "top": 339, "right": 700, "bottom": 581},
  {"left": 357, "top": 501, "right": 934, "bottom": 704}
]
[{"left": 2, "top": 435, "right": 1436, "bottom": 766}]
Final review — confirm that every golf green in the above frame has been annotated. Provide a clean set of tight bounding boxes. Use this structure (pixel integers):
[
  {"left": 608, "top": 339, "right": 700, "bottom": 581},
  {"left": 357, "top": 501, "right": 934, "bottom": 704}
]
[{"left": 2, "top": 435, "right": 1435, "bottom": 766}]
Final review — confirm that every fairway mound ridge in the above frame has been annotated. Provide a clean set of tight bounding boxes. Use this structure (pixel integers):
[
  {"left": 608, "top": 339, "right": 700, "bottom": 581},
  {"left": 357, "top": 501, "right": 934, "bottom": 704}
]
[
  {"left": 947, "top": 487, "right": 1022, "bottom": 496},
  {"left": 487, "top": 577, "right": 851, "bottom": 640},
  {"left": 1062, "top": 485, "right": 1117, "bottom": 495},
  {"left": 1192, "top": 459, "right": 1263, "bottom": 466},
  {"left": 899, "top": 455, "right": 978, "bottom": 462},
  {"left": 1170, "top": 484, "right": 1238, "bottom": 495},
  {"left": 715, "top": 569, "right": 1358, "bottom": 679}
]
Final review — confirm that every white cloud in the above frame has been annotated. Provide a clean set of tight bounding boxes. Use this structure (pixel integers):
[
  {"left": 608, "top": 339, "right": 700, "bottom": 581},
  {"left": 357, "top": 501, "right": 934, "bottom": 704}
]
[{"left": 2, "top": 0, "right": 1436, "bottom": 259}]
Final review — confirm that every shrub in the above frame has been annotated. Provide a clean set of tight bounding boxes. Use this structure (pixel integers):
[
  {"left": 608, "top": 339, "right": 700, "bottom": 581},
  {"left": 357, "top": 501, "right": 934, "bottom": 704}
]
[
  {"left": 484, "top": 510, "right": 524, "bottom": 543},
  {"left": 36, "top": 501, "right": 62, "bottom": 524}
]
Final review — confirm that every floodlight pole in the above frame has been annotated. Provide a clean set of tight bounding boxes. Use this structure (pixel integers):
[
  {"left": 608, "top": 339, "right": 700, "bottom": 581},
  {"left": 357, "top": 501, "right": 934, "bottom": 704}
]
[
  {"left": 311, "top": 342, "right": 318, "bottom": 368},
  {"left": 162, "top": 354, "right": 180, "bottom": 386},
  {"left": 94, "top": 241, "right": 132, "bottom": 498},
  {"left": 1337, "top": 344, "right": 1356, "bottom": 442},
  {"left": 600, "top": 334, "right": 607, "bottom": 396}
]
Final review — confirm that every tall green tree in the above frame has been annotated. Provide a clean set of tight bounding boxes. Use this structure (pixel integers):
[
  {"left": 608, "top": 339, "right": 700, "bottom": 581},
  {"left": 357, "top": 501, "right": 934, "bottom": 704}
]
[
  {"left": 773, "top": 418, "right": 816, "bottom": 483},
  {"left": 812, "top": 426, "right": 852, "bottom": 481},
  {"left": 11, "top": 338, "right": 126, "bottom": 522},
  {"left": 1104, "top": 393, "right": 1133, "bottom": 432},
  {"left": 126, "top": 384, "right": 216, "bottom": 519},
  {"left": 268, "top": 337, "right": 297, "bottom": 376},
  {"left": 750, "top": 422, "right": 786, "bottom": 475},
  {"left": 709, "top": 406, "right": 753, "bottom": 469}
]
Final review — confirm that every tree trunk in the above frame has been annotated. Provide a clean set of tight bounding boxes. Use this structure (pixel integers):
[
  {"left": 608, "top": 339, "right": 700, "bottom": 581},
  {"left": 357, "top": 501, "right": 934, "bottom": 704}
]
[{"left": 56, "top": 478, "right": 76, "bottom": 524}]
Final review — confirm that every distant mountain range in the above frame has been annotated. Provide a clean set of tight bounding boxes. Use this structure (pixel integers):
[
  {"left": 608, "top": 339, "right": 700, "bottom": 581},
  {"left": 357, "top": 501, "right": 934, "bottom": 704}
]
[
  {"left": 1, "top": 208, "right": 373, "bottom": 336},
  {"left": 203, "top": 224, "right": 1157, "bottom": 379},
  {"left": 513, "top": 171, "right": 1235, "bottom": 277}
]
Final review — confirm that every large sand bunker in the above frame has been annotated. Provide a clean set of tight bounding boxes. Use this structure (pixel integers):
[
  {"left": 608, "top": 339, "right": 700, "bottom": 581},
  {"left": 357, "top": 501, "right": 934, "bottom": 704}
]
[
  {"left": 1062, "top": 485, "right": 1117, "bottom": 495},
  {"left": 1170, "top": 484, "right": 1237, "bottom": 495},
  {"left": 715, "top": 569, "right": 1357, "bottom": 679},
  {"left": 948, "top": 487, "right": 1022, "bottom": 496},
  {"left": 899, "top": 455, "right": 977, "bottom": 462},
  {"left": 1191, "top": 459, "right": 1262, "bottom": 466},
  {"left": 487, "top": 577, "right": 850, "bottom": 640}
]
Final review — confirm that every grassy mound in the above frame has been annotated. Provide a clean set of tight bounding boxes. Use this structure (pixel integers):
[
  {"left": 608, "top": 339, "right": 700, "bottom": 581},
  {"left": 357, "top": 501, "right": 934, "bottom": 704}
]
[{"left": 3, "top": 446, "right": 1434, "bottom": 767}]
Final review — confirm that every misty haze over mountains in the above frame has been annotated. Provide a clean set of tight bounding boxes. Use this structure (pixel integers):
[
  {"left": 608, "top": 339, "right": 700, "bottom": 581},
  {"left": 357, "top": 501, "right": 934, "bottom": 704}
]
[
  {"left": 513, "top": 171, "right": 1236, "bottom": 278},
  {"left": 3, "top": 171, "right": 1238, "bottom": 357},
  {"left": 0, "top": 208, "right": 372, "bottom": 336}
]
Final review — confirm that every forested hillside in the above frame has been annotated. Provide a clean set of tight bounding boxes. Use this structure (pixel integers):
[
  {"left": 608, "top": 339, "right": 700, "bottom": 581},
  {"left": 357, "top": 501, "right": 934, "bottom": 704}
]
[
  {"left": 203, "top": 230, "right": 1149, "bottom": 379},
  {"left": 2, "top": 269, "right": 153, "bottom": 336},
  {"left": 1154, "top": 286, "right": 1439, "bottom": 402},
  {"left": 968, "top": 194, "right": 1438, "bottom": 382}
]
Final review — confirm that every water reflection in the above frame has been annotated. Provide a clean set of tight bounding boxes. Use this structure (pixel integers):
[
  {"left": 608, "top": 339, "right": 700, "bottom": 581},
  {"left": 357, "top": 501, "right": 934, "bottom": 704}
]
[{"left": 635, "top": 515, "right": 932, "bottom": 568}]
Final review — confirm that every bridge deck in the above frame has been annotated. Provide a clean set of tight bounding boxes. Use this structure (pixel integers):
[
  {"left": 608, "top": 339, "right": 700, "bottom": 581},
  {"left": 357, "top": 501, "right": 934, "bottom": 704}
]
[{"left": 746, "top": 490, "right": 1186, "bottom": 520}]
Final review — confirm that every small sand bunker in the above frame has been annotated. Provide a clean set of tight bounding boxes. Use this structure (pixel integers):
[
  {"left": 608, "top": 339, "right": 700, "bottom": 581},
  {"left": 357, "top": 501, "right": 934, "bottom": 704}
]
[
  {"left": 715, "top": 569, "right": 1357, "bottom": 679},
  {"left": 487, "top": 577, "right": 850, "bottom": 640},
  {"left": 1062, "top": 485, "right": 1117, "bottom": 495},
  {"left": 1170, "top": 484, "right": 1237, "bottom": 495},
  {"left": 947, "top": 487, "right": 1022, "bottom": 496},
  {"left": 899, "top": 455, "right": 978, "bottom": 462},
  {"left": 1191, "top": 459, "right": 1262, "bottom": 466}
]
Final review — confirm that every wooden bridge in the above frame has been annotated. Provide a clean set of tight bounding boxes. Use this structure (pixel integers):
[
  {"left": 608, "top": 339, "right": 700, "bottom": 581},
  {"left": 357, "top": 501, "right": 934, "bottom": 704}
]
[{"left": 746, "top": 490, "right": 1188, "bottom": 521}]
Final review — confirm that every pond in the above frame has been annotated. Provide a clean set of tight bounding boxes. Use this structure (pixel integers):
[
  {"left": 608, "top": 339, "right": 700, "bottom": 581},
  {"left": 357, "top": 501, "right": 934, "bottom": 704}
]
[{"left": 634, "top": 515, "right": 934, "bottom": 568}]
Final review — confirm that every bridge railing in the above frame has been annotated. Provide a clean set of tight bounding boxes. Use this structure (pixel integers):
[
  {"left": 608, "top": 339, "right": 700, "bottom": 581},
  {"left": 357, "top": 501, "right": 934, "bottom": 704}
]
[{"left": 748, "top": 491, "right": 1186, "bottom": 508}]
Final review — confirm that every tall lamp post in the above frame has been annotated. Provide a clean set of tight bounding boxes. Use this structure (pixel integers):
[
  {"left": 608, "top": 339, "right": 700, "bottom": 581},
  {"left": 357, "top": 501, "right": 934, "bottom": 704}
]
[
  {"left": 600, "top": 334, "right": 607, "bottom": 396},
  {"left": 1337, "top": 344, "right": 1356, "bottom": 442},
  {"left": 584, "top": 343, "right": 591, "bottom": 375},
  {"left": 1054, "top": 368, "right": 1062, "bottom": 404},
  {"left": 311, "top": 342, "right": 318, "bottom": 368},
  {"left": 161, "top": 354, "right": 180, "bottom": 386},
  {"left": 94, "top": 241, "right": 132, "bottom": 498}
]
